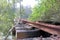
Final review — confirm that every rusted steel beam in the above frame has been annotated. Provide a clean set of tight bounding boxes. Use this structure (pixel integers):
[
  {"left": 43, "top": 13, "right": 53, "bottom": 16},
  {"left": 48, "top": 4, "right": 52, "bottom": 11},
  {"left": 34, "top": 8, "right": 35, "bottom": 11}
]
[{"left": 20, "top": 19, "right": 60, "bottom": 35}]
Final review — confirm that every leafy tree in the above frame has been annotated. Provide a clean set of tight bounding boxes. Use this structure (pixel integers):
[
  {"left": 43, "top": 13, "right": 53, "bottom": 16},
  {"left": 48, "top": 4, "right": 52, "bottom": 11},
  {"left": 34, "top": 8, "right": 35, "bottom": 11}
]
[
  {"left": 0, "top": 0, "right": 15, "bottom": 35},
  {"left": 0, "top": 0, "right": 25, "bottom": 35},
  {"left": 28, "top": 0, "right": 60, "bottom": 22}
]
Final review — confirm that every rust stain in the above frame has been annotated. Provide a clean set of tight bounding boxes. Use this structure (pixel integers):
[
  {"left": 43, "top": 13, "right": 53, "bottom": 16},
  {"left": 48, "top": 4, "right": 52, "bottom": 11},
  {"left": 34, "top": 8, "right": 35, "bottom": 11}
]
[{"left": 20, "top": 19, "right": 60, "bottom": 36}]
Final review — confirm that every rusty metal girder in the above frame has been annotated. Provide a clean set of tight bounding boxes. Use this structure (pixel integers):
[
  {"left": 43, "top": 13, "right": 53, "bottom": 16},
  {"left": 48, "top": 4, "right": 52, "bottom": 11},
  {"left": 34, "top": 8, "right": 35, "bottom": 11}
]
[{"left": 20, "top": 19, "right": 60, "bottom": 36}]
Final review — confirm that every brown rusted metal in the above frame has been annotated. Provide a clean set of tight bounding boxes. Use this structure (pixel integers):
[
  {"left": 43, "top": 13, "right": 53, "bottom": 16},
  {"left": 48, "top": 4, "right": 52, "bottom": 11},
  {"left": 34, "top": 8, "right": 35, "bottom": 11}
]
[{"left": 20, "top": 19, "right": 60, "bottom": 36}]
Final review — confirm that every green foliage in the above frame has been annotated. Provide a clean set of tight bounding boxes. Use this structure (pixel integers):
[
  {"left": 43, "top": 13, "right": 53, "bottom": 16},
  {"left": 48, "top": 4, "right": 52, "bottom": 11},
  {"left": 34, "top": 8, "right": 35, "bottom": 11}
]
[
  {"left": 29, "top": 0, "right": 60, "bottom": 22},
  {"left": 0, "top": 0, "right": 25, "bottom": 35},
  {"left": 0, "top": 0, "right": 15, "bottom": 35}
]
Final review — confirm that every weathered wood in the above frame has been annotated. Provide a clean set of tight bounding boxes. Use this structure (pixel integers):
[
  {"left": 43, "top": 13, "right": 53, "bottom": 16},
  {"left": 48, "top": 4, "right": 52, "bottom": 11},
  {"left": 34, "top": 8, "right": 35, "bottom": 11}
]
[
  {"left": 15, "top": 21, "right": 52, "bottom": 39},
  {"left": 16, "top": 29, "right": 41, "bottom": 39}
]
